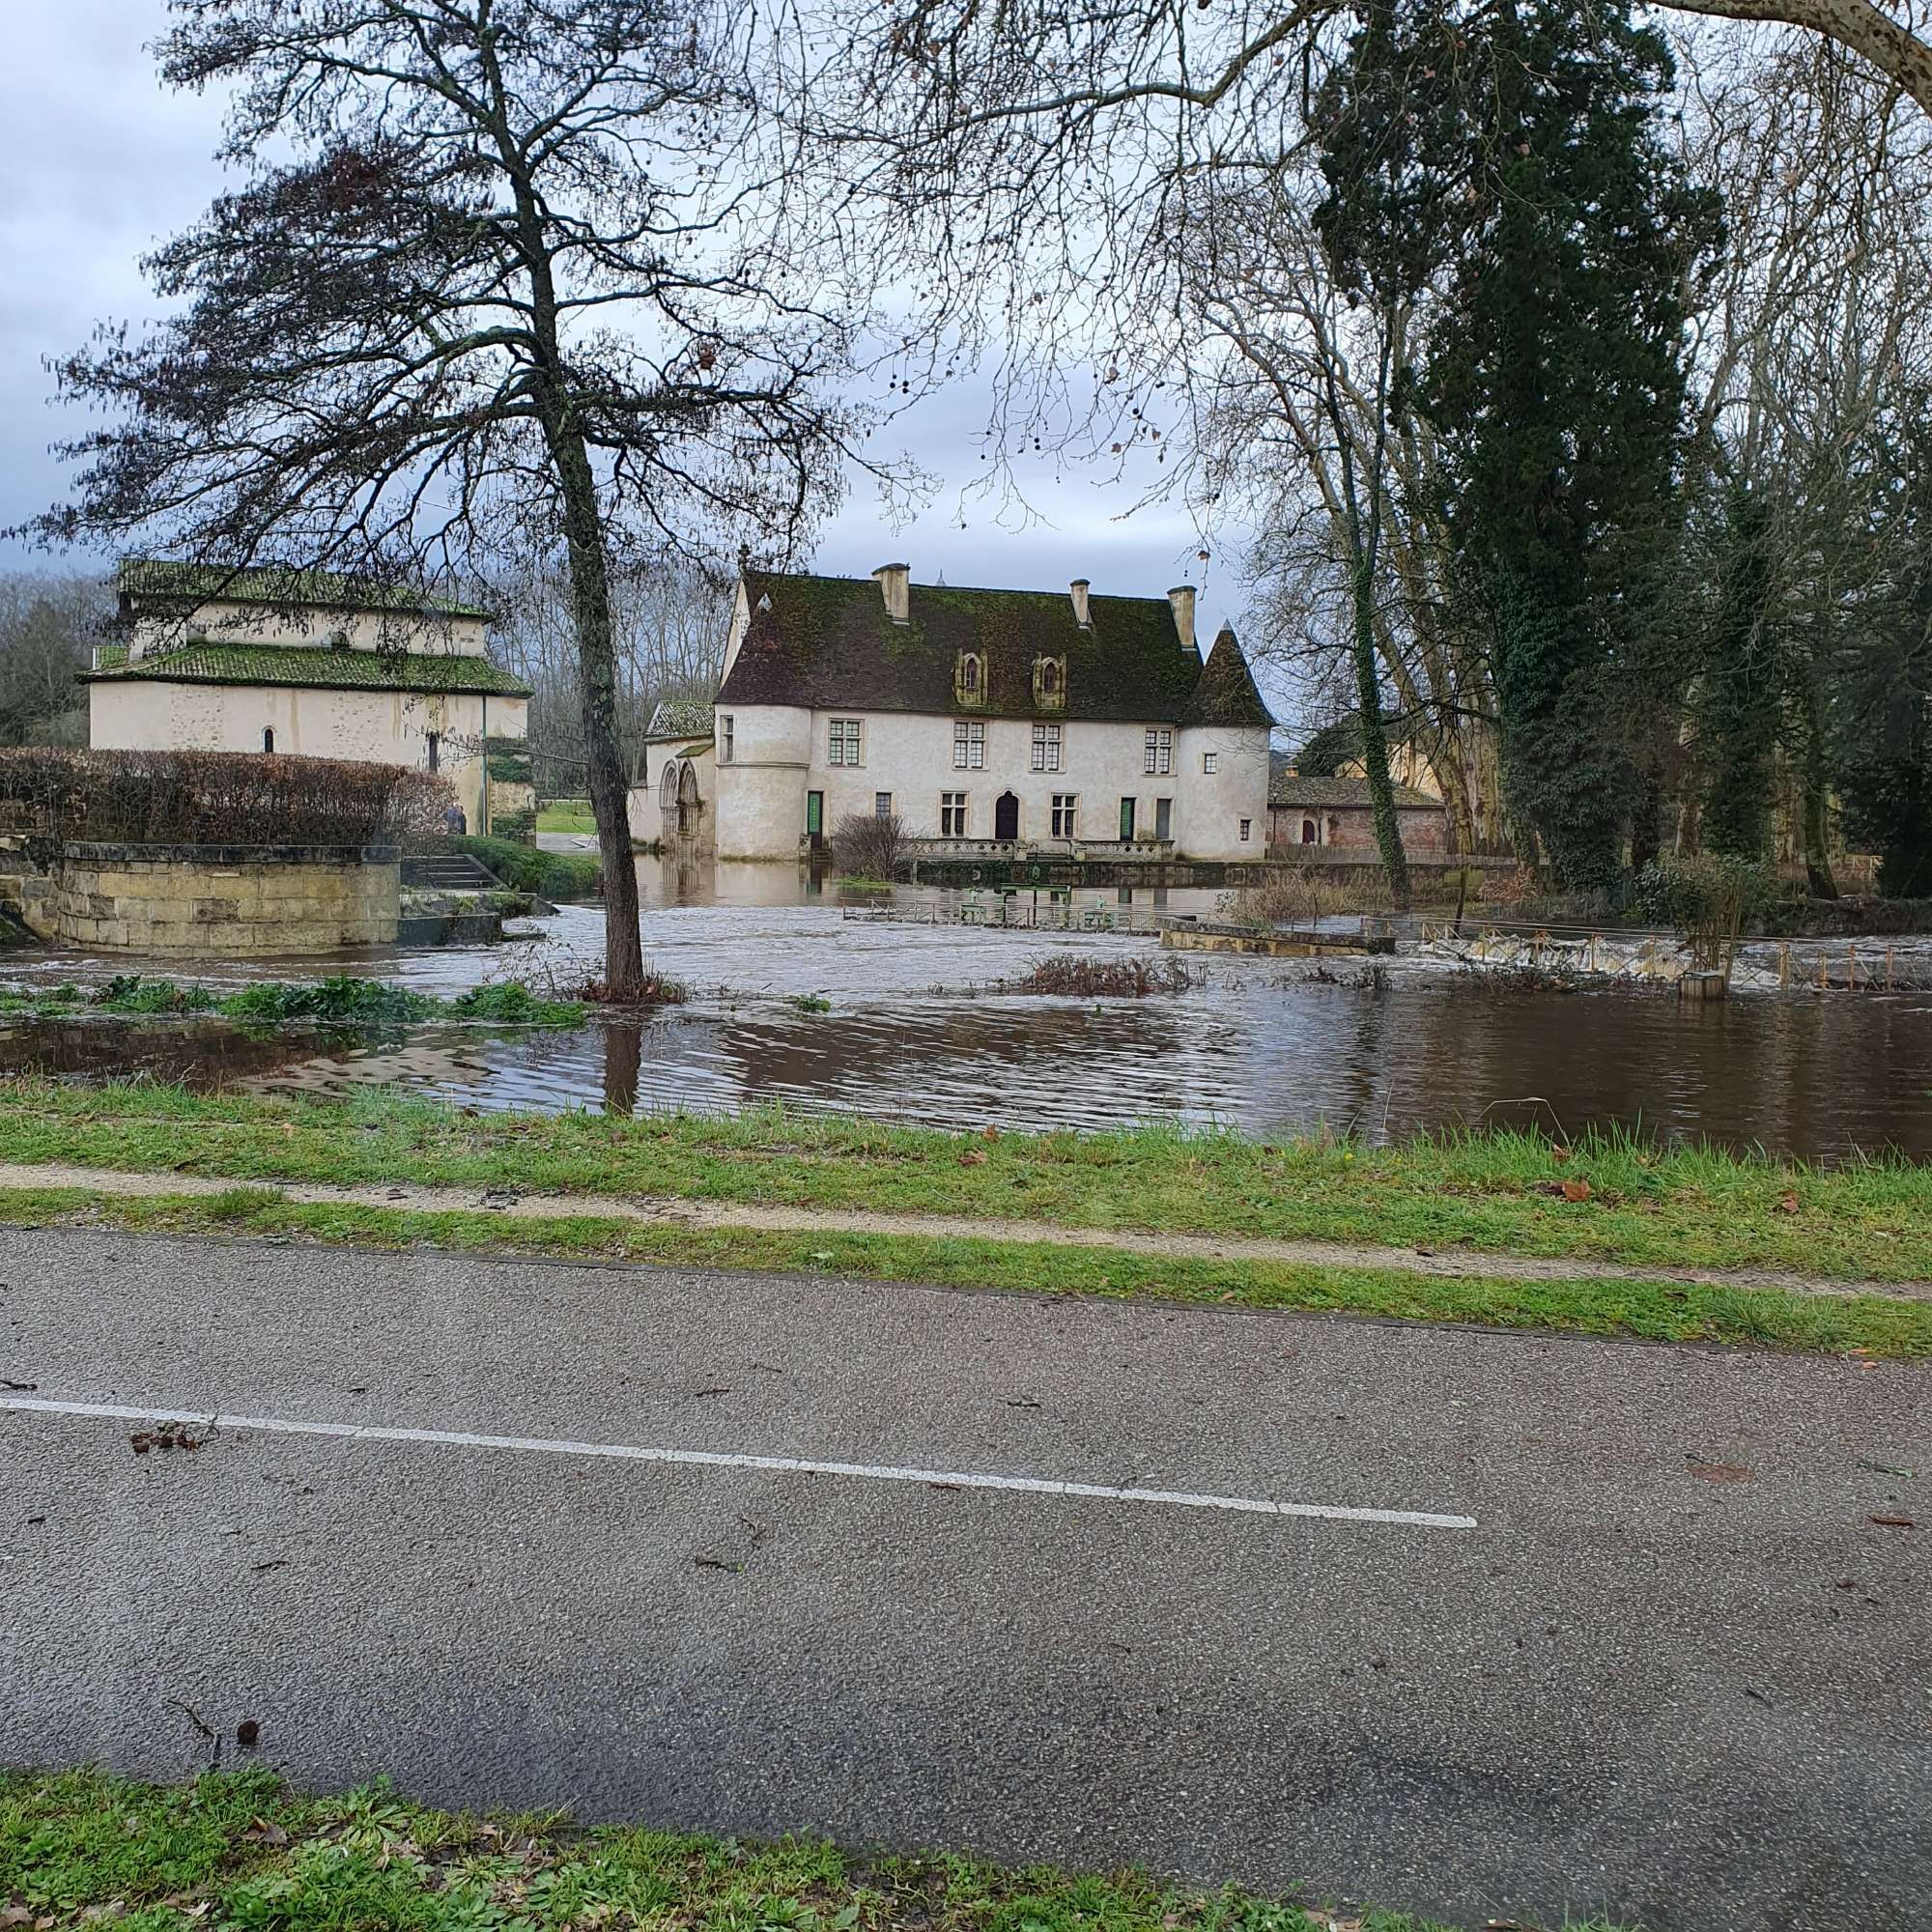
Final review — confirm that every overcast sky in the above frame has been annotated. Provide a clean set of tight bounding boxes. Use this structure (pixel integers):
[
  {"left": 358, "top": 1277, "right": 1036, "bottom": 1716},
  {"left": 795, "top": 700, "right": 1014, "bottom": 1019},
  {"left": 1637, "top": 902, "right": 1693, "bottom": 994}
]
[{"left": 0, "top": 1, "right": 1257, "bottom": 642}]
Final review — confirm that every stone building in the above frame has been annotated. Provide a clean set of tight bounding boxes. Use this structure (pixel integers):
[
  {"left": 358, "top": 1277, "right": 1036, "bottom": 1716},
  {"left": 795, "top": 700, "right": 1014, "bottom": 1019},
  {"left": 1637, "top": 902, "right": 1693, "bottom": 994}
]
[
  {"left": 84, "top": 561, "right": 534, "bottom": 836},
  {"left": 1267, "top": 771, "right": 1449, "bottom": 857},
  {"left": 630, "top": 565, "right": 1275, "bottom": 861}
]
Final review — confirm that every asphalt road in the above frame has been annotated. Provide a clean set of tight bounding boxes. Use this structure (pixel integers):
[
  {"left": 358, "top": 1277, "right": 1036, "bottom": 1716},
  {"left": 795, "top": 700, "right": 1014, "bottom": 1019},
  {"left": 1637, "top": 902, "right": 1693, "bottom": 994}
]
[{"left": 2, "top": 1226, "right": 1927, "bottom": 1931}]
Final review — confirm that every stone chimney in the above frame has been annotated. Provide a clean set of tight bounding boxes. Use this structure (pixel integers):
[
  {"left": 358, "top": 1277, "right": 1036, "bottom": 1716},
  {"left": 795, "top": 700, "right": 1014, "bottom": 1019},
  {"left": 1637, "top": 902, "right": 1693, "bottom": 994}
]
[
  {"left": 1068, "top": 579, "right": 1092, "bottom": 628},
  {"left": 1168, "top": 583, "right": 1197, "bottom": 651},
  {"left": 872, "top": 561, "right": 911, "bottom": 625}
]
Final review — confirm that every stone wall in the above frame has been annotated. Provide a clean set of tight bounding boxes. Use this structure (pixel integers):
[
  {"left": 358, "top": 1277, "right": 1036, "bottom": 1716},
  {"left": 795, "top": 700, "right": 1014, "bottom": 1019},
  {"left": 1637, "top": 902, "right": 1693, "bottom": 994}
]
[{"left": 37, "top": 843, "right": 400, "bottom": 956}]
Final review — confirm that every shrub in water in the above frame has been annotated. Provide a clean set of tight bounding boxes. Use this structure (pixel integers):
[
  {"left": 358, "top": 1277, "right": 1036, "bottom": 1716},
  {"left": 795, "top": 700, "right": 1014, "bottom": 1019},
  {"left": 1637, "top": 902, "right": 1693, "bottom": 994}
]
[
  {"left": 221, "top": 977, "right": 436, "bottom": 1025},
  {"left": 450, "top": 982, "right": 585, "bottom": 1027}
]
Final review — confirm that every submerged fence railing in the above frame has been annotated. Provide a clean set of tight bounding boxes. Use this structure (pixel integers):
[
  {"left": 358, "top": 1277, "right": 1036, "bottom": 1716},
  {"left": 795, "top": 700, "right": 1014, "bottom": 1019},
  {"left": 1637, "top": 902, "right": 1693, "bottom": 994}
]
[{"left": 840, "top": 887, "right": 1167, "bottom": 935}]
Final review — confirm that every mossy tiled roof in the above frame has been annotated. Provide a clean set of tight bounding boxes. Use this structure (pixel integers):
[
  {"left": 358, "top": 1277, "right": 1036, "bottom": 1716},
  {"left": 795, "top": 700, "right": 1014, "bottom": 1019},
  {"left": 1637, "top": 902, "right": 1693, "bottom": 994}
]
[
  {"left": 80, "top": 641, "right": 531, "bottom": 697},
  {"left": 1267, "top": 772, "right": 1439, "bottom": 810},
  {"left": 645, "top": 697, "right": 716, "bottom": 740},
  {"left": 120, "top": 558, "right": 492, "bottom": 621},
  {"left": 716, "top": 571, "right": 1272, "bottom": 726},
  {"left": 1184, "top": 625, "right": 1275, "bottom": 728}
]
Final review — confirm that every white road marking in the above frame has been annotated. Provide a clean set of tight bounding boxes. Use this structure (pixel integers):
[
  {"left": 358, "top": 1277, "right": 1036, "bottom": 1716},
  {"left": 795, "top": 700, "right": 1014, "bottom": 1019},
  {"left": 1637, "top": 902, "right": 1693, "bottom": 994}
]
[{"left": 0, "top": 1395, "right": 1479, "bottom": 1532}]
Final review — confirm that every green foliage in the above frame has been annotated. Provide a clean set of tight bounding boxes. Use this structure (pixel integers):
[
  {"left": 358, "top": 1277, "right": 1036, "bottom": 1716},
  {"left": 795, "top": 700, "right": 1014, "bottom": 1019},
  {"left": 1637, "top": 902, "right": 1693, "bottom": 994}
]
[
  {"left": 1290, "top": 719, "right": 1359, "bottom": 779},
  {"left": 95, "top": 974, "right": 219, "bottom": 1014},
  {"left": 1832, "top": 402, "right": 1932, "bottom": 898},
  {"left": 1633, "top": 853, "right": 1777, "bottom": 965},
  {"left": 448, "top": 833, "right": 600, "bottom": 899},
  {"left": 222, "top": 976, "right": 438, "bottom": 1026},
  {"left": 450, "top": 982, "right": 586, "bottom": 1028},
  {"left": 1319, "top": 0, "right": 1719, "bottom": 890},
  {"left": 6, "top": 1768, "right": 1648, "bottom": 1932},
  {"left": 1694, "top": 486, "right": 1780, "bottom": 859}
]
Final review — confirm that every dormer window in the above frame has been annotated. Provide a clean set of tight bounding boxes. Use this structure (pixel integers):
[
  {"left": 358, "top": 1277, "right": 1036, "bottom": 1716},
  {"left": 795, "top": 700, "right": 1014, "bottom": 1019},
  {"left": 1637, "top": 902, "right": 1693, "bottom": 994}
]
[
  {"left": 1033, "top": 656, "right": 1066, "bottom": 709},
  {"left": 962, "top": 653, "right": 980, "bottom": 694},
  {"left": 953, "top": 650, "right": 985, "bottom": 708}
]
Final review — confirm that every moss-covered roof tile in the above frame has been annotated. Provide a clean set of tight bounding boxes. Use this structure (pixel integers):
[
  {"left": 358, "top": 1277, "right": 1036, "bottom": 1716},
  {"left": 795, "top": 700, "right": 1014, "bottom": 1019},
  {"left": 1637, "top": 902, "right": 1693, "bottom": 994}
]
[
  {"left": 80, "top": 641, "right": 530, "bottom": 697},
  {"left": 717, "top": 571, "right": 1236, "bottom": 724}
]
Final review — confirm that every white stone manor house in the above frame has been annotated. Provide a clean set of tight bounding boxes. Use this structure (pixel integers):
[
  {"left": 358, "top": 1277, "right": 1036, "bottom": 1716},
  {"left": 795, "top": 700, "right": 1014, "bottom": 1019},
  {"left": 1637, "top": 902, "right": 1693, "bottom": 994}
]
[{"left": 631, "top": 564, "right": 1275, "bottom": 862}]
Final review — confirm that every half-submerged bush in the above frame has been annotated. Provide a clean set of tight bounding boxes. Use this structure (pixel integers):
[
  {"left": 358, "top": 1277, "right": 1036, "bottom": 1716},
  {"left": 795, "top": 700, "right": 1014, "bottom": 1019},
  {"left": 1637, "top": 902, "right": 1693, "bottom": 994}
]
[
  {"left": 0, "top": 748, "right": 453, "bottom": 846},
  {"left": 1218, "top": 866, "right": 1339, "bottom": 929},
  {"left": 450, "top": 982, "right": 586, "bottom": 1027},
  {"left": 831, "top": 811, "right": 912, "bottom": 883},
  {"left": 1633, "top": 854, "right": 1778, "bottom": 968},
  {"left": 1010, "top": 953, "right": 1196, "bottom": 996},
  {"left": 222, "top": 977, "right": 436, "bottom": 1026}
]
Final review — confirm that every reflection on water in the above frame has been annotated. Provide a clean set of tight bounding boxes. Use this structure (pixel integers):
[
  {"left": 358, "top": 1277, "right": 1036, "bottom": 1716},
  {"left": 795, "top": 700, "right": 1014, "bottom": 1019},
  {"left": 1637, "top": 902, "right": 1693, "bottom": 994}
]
[
  {"left": 1, "top": 858, "right": 1928, "bottom": 1161},
  {"left": 231, "top": 977, "right": 1932, "bottom": 1162}
]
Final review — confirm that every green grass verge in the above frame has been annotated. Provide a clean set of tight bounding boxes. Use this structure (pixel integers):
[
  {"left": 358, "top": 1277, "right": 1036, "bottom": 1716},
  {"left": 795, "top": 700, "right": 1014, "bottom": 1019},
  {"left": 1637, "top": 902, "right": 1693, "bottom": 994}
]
[
  {"left": 449, "top": 833, "right": 601, "bottom": 899},
  {"left": 2, "top": 1182, "right": 1925, "bottom": 1355},
  {"left": 0, "top": 1769, "right": 1641, "bottom": 1932},
  {"left": 536, "top": 807, "right": 598, "bottom": 835},
  {"left": 0, "top": 978, "right": 588, "bottom": 1030},
  {"left": 0, "top": 1082, "right": 1927, "bottom": 1285}
]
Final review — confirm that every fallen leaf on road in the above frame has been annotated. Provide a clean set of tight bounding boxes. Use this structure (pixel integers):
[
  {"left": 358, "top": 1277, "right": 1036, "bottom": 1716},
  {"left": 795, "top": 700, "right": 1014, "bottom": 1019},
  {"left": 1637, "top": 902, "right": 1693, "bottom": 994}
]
[
  {"left": 690, "top": 1387, "right": 733, "bottom": 1400},
  {"left": 1776, "top": 1191, "right": 1801, "bottom": 1214},
  {"left": 693, "top": 1555, "right": 743, "bottom": 1573},
  {"left": 981, "top": 1125, "right": 1000, "bottom": 1142},
  {"left": 957, "top": 1151, "right": 987, "bottom": 1167},
  {"left": 1560, "top": 1179, "right": 1593, "bottom": 1203},
  {"left": 236, "top": 1719, "right": 260, "bottom": 1749},
  {"left": 1869, "top": 1515, "right": 1915, "bottom": 1528},
  {"left": 1687, "top": 1460, "right": 1752, "bottom": 1483},
  {"left": 0, "top": 1378, "right": 36, "bottom": 1391},
  {"left": 242, "top": 1819, "right": 287, "bottom": 1845},
  {"left": 3, "top": 1906, "right": 34, "bottom": 1927}
]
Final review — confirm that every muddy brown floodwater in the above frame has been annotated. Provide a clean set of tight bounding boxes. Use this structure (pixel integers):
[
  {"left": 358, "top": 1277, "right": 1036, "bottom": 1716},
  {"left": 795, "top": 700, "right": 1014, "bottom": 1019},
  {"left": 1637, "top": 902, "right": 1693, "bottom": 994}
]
[{"left": 0, "top": 878, "right": 1927, "bottom": 1161}]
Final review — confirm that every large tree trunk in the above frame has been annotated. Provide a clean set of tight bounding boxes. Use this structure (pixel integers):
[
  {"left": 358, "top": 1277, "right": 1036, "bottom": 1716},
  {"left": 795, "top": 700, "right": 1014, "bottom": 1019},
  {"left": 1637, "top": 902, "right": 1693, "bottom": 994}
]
[
  {"left": 1350, "top": 554, "right": 1413, "bottom": 911},
  {"left": 552, "top": 428, "right": 646, "bottom": 997}
]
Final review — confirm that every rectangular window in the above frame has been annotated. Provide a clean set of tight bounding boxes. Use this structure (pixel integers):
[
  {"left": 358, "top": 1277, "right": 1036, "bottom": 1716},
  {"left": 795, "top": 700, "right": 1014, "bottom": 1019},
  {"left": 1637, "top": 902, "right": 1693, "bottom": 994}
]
[
  {"left": 1238, "top": 817, "right": 1253, "bottom": 843},
  {"left": 1051, "top": 793, "right": 1077, "bottom": 838},
  {"left": 952, "top": 720, "right": 984, "bottom": 770},
  {"left": 875, "top": 791, "right": 893, "bottom": 818},
  {"left": 940, "top": 791, "right": 968, "bottom": 838},
  {"left": 828, "top": 718, "right": 862, "bottom": 766},
  {"left": 1202, "top": 751, "right": 1218, "bottom": 775},
  {"left": 1154, "top": 797, "right": 1172, "bottom": 840},
  {"left": 426, "top": 732, "right": 440, "bottom": 774},
  {"left": 1031, "top": 722, "right": 1062, "bottom": 773},
  {"left": 1144, "top": 727, "right": 1172, "bottom": 776},
  {"left": 721, "top": 715, "right": 734, "bottom": 763}
]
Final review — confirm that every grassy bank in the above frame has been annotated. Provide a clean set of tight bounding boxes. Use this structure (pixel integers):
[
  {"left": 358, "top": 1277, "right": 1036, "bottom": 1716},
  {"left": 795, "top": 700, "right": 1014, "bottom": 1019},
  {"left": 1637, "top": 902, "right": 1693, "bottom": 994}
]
[
  {"left": 5, "top": 1180, "right": 1923, "bottom": 1354},
  {"left": 447, "top": 834, "right": 602, "bottom": 900},
  {"left": 0, "top": 977, "right": 593, "bottom": 1029},
  {"left": 0, "top": 1082, "right": 1926, "bottom": 1283},
  {"left": 0, "top": 1770, "right": 1638, "bottom": 1932}
]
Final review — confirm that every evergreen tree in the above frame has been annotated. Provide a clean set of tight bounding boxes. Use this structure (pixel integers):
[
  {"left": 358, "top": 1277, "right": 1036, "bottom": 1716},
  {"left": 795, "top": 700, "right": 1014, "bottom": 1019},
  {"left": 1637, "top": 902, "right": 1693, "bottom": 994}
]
[
  {"left": 1320, "top": 1, "right": 1718, "bottom": 890},
  {"left": 1695, "top": 485, "right": 1780, "bottom": 858}
]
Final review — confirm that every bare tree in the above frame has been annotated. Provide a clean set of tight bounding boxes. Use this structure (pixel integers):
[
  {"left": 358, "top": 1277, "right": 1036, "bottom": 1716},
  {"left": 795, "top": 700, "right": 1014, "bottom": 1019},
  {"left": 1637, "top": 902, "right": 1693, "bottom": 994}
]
[
  {"left": 0, "top": 573, "right": 111, "bottom": 747},
  {"left": 20, "top": 0, "right": 904, "bottom": 997}
]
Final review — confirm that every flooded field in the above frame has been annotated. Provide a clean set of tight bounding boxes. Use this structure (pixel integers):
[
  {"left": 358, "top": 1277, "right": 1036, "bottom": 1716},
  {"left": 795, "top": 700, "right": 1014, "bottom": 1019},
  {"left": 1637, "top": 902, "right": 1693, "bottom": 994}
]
[{"left": 0, "top": 859, "right": 1928, "bottom": 1159}]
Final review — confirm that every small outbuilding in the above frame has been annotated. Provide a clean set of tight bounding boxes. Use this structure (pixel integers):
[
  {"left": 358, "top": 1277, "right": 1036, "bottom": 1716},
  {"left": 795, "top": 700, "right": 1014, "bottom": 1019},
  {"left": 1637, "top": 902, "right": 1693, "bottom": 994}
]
[
  {"left": 84, "top": 560, "right": 534, "bottom": 837},
  {"left": 1266, "top": 772, "right": 1448, "bottom": 858}
]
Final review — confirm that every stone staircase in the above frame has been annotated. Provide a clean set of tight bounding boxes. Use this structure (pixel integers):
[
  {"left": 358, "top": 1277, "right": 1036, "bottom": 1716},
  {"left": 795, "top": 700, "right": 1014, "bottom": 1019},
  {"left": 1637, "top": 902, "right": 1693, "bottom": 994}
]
[{"left": 402, "top": 852, "right": 505, "bottom": 893}]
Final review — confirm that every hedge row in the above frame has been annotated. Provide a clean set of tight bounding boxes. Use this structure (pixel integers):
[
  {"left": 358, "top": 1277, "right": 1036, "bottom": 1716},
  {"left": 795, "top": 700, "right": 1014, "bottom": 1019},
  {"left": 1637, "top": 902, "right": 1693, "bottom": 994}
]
[{"left": 0, "top": 749, "right": 453, "bottom": 847}]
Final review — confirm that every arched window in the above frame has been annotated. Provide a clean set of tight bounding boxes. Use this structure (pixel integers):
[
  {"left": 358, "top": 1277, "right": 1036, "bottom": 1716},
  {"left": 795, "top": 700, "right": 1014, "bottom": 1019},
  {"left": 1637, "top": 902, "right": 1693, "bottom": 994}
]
[
  {"left": 1039, "top": 659, "right": 1059, "bottom": 695},
  {"left": 960, "top": 654, "right": 980, "bottom": 694},
  {"left": 262, "top": 727, "right": 275, "bottom": 755},
  {"left": 1301, "top": 818, "right": 1317, "bottom": 844}
]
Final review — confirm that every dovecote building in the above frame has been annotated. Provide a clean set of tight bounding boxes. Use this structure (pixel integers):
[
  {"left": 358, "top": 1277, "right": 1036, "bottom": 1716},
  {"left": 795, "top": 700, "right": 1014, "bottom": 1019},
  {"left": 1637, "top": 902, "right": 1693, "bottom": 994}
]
[{"left": 633, "top": 564, "right": 1275, "bottom": 862}]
